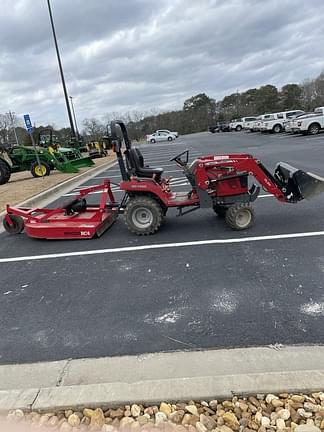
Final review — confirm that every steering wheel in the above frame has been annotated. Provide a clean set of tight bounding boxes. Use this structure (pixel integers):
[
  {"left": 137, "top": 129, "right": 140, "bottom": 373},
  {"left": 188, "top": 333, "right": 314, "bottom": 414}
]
[{"left": 170, "top": 149, "right": 189, "bottom": 163}]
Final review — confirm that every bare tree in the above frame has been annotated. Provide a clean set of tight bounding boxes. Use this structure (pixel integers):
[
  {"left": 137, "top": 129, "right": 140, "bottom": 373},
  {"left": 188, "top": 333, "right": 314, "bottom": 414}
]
[{"left": 82, "top": 118, "right": 105, "bottom": 141}]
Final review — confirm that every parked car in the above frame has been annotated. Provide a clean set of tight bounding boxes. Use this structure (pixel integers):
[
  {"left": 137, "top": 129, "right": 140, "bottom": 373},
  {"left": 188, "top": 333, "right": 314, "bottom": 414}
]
[
  {"left": 260, "top": 110, "right": 305, "bottom": 133},
  {"left": 156, "top": 129, "right": 178, "bottom": 138},
  {"left": 208, "top": 123, "right": 230, "bottom": 133},
  {"left": 251, "top": 114, "right": 272, "bottom": 132},
  {"left": 146, "top": 132, "right": 176, "bottom": 143},
  {"left": 243, "top": 118, "right": 257, "bottom": 131},
  {"left": 229, "top": 117, "right": 257, "bottom": 131},
  {"left": 290, "top": 106, "right": 324, "bottom": 135},
  {"left": 284, "top": 112, "right": 310, "bottom": 133},
  {"left": 259, "top": 112, "right": 283, "bottom": 133}
]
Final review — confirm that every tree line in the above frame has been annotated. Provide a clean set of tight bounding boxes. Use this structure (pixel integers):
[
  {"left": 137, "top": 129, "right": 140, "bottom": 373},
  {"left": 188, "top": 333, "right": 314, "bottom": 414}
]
[
  {"left": 82, "top": 70, "right": 324, "bottom": 140},
  {"left": 1, "top": 70, "right": 324, "bottom": 147}
]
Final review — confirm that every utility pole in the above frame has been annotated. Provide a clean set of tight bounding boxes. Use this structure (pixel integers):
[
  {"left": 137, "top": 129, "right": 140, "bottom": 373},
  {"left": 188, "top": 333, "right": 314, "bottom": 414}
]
[
  {"left": 46, "top": 0, "right": 76, "bottom": 140},
  {"left": 69, "top": 96, "right": 79, "bottom": 139}
]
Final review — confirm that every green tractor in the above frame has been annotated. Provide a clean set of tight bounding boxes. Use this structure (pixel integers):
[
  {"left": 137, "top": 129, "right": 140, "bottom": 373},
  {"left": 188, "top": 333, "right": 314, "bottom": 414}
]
[
  {"left": 38, "top": 128, "right": 94, "bottom": 165},
  {"left": 0, "top": 145, "right": 54, "bottom": 185},
  {"left": 0, "top": 131, "right": 94, "bottom": 185}
]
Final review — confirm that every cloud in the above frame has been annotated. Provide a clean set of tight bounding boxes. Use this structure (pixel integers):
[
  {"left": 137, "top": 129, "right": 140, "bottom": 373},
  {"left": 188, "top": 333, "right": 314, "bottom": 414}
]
[{"left": 0, "top": 0, "right": 324, "bottom": 128}]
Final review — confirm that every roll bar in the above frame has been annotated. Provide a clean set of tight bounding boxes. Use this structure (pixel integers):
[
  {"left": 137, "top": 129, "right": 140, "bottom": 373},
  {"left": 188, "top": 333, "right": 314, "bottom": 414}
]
[
  {"left": 110, "top": 120, "right": 132, "bottom": 181},
  {"left": 110, "top": 120, "right": 132, "bottom": 151}
]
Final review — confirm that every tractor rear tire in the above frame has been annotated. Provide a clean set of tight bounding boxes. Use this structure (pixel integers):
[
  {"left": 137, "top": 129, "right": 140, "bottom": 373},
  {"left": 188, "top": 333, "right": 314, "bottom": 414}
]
[
  {"left": 225, "top": 203, "right": 255, "bottom": 230},
  {"left": 0, "top": 159, "right": 11, "bottom": 185},
  {"left": 213, "top": 205, "right": 227, "bottom": 217},
  {"left": 31, "top": 161, "right": 51, "bottom": 178},
  {"left": 3, "top": 215, "right": 24, "bottom": 234},
  {"left": 124, "top": 196, "right": 164, "bottom": 235}
]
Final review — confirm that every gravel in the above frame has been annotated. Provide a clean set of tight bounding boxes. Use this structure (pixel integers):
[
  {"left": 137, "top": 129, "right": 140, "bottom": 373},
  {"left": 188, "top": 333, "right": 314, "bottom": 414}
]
[{"left": 4, "top": 392, "right": 324, "bottom": 432}]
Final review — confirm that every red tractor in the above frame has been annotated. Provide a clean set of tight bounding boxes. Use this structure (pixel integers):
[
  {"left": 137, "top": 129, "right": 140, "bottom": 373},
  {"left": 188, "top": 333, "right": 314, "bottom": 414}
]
[
  {"left": 3, "top": 121, "right": 324, "bottom": 240},
  {"left": 111, "top": 121, "right": 324, "bottom": 235}
]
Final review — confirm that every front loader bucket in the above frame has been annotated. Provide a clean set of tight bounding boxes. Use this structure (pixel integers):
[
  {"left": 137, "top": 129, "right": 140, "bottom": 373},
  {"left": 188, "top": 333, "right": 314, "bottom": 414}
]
[
  {"left": 55, "top": 148, "right": 95, "bottom": 171},
  {"left": 55, "top": 161, "right": 80, "bottom": 174},
  {"left": 275, "top": 162, "right": 324, "bottom": 201},
  {"left": 70, "top": 156, "right": 95, "bottom": 168},
  {"left": 52, "top": 154, "right": 95, "bottom": 174},
  {"left": 295, "top": 171, "right": 324, "bottom": 200},
  {"left": 68, "top": 156, "right": 95, "bottom": 169}
]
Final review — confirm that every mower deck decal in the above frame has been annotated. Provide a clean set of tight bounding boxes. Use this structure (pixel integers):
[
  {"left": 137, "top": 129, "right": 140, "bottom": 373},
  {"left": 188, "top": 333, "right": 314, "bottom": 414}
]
[{"left": 1, "top": 230, "right": 324, "bottom": 263}]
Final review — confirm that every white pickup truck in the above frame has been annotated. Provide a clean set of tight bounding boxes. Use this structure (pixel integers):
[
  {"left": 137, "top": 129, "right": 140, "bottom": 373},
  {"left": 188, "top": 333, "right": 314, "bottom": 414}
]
[
  {"left": 242, "top": 117, "right": 257, "bottom": 131},
  {"left": 290, "top": 107, "right": 324, "bottom": 135},
  {"left": 229, "top": 117, "right": 257, "bottom": 131},
  {"left": 260, "top": 110, "right": 304, "bottom": 133},
  {"left": 284, "top": 112, "right": 310, "bottom": 133},
  {"left": 250, "top": 114, "right": 272, "bottom": 132}
]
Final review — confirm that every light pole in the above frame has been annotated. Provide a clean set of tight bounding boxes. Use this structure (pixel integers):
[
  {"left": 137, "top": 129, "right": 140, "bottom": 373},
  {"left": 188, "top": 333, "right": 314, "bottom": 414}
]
[
  {"left": 46, "top": 0, "right": 76, "bottom": 140},
  {"left": 69, "top": 96, "right": 80, "bottom": 140}
]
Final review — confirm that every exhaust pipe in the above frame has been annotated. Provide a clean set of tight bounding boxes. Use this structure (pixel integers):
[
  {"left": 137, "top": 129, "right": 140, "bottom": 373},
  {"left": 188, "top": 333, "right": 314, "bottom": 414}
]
[{"left": 275, "top": 162, "right": 324, "bottom": 201}]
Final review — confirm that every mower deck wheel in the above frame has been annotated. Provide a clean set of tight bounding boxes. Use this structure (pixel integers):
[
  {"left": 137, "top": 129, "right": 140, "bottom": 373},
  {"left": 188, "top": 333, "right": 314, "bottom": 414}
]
[
  {"left": 225, "top": 203, "right": 255, "bottom": 230},
  {"left": 3, "top": 215, "right": 25, "bottom": 234},
  {"left": 213, "top": 205, "right": 227, "bottom": 217},
  {"left": 124, "top": 196, "right": 164, "bottom": 235}
]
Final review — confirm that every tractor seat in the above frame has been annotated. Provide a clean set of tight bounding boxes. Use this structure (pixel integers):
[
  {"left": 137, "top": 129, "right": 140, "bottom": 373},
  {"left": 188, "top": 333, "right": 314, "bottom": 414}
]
[{"left": 126, "top": 148, "right": 164, "bottom": 180}]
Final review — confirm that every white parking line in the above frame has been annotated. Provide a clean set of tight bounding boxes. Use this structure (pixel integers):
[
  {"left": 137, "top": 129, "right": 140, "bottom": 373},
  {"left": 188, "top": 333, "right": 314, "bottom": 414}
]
[
  {"left": 141, "top": 150, "right": 197, "bottom": 157},
  {"left": 145, "top": 158, "right": 195, "bottom": 164},
  {"left": 72, "top": 169, "right": 183, "bottom": 184},
  {"left": 100, "top": 164, "right": 179, "bottom": 173},
  {"left": 1, "top": 230, "right": 324, "bottom": 264}
]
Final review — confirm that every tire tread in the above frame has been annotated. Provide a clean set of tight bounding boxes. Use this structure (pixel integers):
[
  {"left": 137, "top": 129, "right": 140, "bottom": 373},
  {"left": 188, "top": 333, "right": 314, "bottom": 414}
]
[
  {"left": 225, "top": 203, "right": 255, "bottom": 230},
  {"left": 0, "top": 159, "right": 11, "bottom": 185},
  {"left": 124, "top": 196, "right": 163, "bottom": 235}
]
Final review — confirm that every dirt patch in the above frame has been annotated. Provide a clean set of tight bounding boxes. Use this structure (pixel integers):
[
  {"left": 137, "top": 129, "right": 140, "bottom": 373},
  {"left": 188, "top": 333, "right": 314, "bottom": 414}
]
[{"left": 0, "top": 154, "right": 116, "bottom": 212}]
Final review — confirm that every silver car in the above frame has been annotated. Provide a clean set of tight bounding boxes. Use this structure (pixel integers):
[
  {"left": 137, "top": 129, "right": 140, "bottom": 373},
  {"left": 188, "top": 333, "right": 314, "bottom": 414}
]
[{"left": 146, "top": 132, "right": 175, "bottom": 143}]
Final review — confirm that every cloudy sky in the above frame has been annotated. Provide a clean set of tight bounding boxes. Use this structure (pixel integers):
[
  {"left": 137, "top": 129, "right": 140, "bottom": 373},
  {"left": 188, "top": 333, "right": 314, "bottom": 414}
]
[{"left": 1, "top": 0, "right": 324, "bottom": 129}]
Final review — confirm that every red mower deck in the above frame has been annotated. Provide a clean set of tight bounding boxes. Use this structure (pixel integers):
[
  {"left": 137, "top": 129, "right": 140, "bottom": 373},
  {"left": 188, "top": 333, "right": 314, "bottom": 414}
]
[{"left": 3, "top": 180, "right": 118, "bottom": 240}]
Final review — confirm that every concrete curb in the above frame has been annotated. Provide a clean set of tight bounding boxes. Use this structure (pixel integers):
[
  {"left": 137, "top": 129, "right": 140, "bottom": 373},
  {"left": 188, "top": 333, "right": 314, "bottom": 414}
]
[
  {"left": 0, "top": 346, "right": 323, "bottom": 412},
  {"left": 2, "top": 369, "right": 322, "bottom": 413},
  {"left": 0, "top": 158, "right": 117, "bottom": 233}
]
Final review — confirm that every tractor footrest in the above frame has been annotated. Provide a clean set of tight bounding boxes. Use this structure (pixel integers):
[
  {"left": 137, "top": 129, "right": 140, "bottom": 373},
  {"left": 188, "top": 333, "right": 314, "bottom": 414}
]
[{"left": 169, "top": 192, "right": 191, "bottom": 202}]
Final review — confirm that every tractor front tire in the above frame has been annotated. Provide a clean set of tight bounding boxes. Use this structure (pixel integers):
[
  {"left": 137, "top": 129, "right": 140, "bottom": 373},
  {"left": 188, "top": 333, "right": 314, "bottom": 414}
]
[
  {"left": 3, "top": 215, "right": 24, "bottom": 234},
  {"left": 213, "top": 205, "right": 227, "bottom": 217},
  {"left": 0, "top": 159, "right": 11, "bottom": 185},
  {"left": 225, "top": 203, "right": 255, "bottom": 230},
  {"left": 31, "top": 161, "right": 51, "bottom": 178},
  {"left": 124, "top": 196, "right": 164, "bottom": 235}
]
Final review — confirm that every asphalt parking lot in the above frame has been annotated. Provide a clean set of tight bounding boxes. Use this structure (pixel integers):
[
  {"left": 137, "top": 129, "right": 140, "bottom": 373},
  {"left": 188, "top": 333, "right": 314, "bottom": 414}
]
[{"left": 0, "top": 131, "right": 324, "bottom": 364}]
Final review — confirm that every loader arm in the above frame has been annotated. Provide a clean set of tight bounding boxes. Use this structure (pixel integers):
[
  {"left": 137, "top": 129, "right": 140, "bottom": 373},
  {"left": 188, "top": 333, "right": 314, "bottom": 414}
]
[
  {"left": 236, "top": 158, "right": 288, "bottom": 202},
  {"left": 201, "top": 154, "right": 288, "bottom": 202},
  {"left": 201, "top": 153, "right": 324, "bottom": 203}
]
